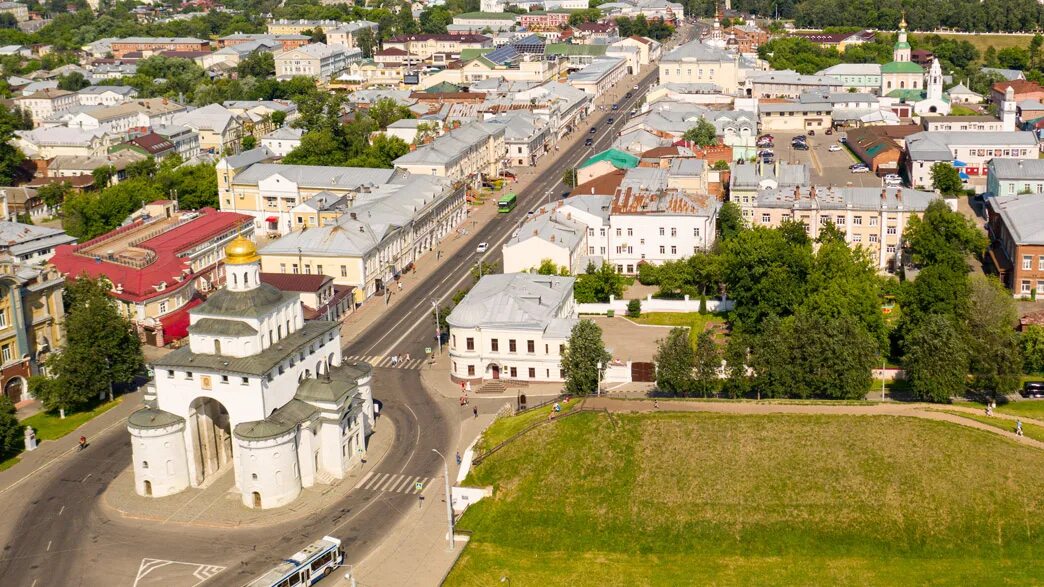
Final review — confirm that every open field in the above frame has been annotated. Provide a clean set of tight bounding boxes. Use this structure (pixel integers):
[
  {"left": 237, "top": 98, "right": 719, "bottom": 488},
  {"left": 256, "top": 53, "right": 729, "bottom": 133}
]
[
  {"left": 939, "top": 409, "right": 1044, "bottom": 442},
  {"left": 629, "top": 312, "right": 725, "bottom": 347},
  {"left": 449, "top": 411, "right": 1044, "bottom": 585},
  {"left": 955, "top": 398, "right": 1044, "bottom": 419},
  {"left": 928, "top": 33, "right": 1033, "bottom": 54},
  {"left": 475, "top": 398, "right": 578, "bottom": 453}
]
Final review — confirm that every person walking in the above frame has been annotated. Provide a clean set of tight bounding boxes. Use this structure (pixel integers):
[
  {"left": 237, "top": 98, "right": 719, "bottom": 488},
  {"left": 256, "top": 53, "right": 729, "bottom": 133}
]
[
  {"left": 455, "top": 451, "right": 462, "bottom": 466},
  {"left": 1016, "top": 419, "right": 1024, "bottom": 436},
  {"left": 473, "top": 406, "right": 478, "bottom": 418}
]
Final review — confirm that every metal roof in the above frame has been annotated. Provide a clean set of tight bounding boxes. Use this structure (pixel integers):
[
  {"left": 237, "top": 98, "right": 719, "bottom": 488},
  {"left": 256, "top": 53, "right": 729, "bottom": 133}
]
[
  {"left": 447, "top": 273, "right": 575, "bottom": 331},
  {"left": 987, "top": 195, "right": 1044, "bottom": 245}
]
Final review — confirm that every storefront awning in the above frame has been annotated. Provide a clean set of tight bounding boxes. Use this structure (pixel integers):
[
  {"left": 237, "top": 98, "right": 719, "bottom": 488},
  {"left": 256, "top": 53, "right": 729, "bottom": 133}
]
[
  {"left": 952, "top": 159, "right": 967, "bottom": 167},
  {"left": 959, "top": 171, "right": 970, "bottom": 180},
  {"left": 265, "top": 216, "right": 278, "bottom": 223},
  {"left": 159, "top": 297, "right": 203, "bottom": 341}
]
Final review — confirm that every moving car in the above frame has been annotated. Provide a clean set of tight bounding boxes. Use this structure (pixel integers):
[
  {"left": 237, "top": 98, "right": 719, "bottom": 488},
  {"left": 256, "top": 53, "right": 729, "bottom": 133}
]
[
  {"left": 626, "top": 91, "right": 633, "bottom": 98},
  {"left": 828, "top": 144, "right": 842, "bottom": 152},
  {"left": 1022, "top": 381, "right": 1044, "bottom": 398},
  {"left": 607, "top": 117, "right": 614, "bottom": 124},
  {"left": 476, "top": 242, "right": 489, "bottom": 253},
  {"left": 584, "top": 138, "right": 593, "bottom": 146},
  {"left": 589, "top": 127, "right": 598, "bottom": 134},
  {"left": 612, "top": 103, "right": 619, "bottom": 110}
]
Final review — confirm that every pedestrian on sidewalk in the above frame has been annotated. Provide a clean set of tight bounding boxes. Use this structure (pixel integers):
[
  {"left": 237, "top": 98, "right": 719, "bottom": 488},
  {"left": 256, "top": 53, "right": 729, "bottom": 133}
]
[
  {"left": 473, "top": 406, "right": 478, "bottom": 418},
  {"left": 1016, "top": 419, "right": 1024, "bottom": 436},
  {"left": 455, "top": 451, "right": 462, "bottom": 466},
  {"left": 391, "top": 354, "right": 398, "bottom": 366}
]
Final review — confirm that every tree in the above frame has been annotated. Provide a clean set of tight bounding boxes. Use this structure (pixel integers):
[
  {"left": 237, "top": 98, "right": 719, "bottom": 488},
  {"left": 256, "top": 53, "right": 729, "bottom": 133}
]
[
  {"left": 236, "top": 51, "right": 275, "bottom": 78},
  {"left": 0, "top": 104, "right": 28, "bottom": 185},
  {"left": 966, "top": 275, "right": 1022, "bottom": 397},
  {"left": 356, "top": 27, "right": 376, "bottom": 58},
  {"left": 682, "top": 119, "right": 718, "bottom": 147},
  {"left": 535, "top": 258, "right": 569, "bottom": 276},
  {"left": 626, "top": 298, "right": 641, "bottom": 318},
  {"left": 693, "top": 330, "right": 721, "bottom": 398},
  {"left": 57, "top": 71, "right": 89, "bottom": 91},
  {"left": 241, "top": 135, "right": 257, "bottom": 151},
  {"left": 561, "top": 320, "right": 611, "bottom": 396},
  {"left": 37, "top": 181, "right": 72, "bottom": 209},
  {"left": 902, "top": 199, "right": 987, "bottom": 268},
  {"left": 420, "top": 6, "right": 452, "bottom": 34},
  {"left": 92, "top": 165, "right": 116, "bottom": 189},
  {"left": 271, "top": 110, "right": 287, "bottom": 127},
  {"left": 902, "top": 314, "right": 969, "bottom": 403},
  {"left": 1022, "top": 325, "right": 1044, "bottom": 374},
  {"left": 930, "top": 162, "right": 964, "bottom": 196},
  {"left": 717, "top": 201, "right": 744, "bottom": 240},
  {"left": 0, "top": 395, "right": 22, "bottom": 460},
  {"left": 42, "top": 276, "right": 144, "bottom": 413},
  {"left": 654, "top": 327, "right": 694, "bottom": 396},
  {"left": 562, "top": 167, "right": 577, "bottom": 187},
  {"left": 574, "top": 262, "right": 626, "bottom": 303},
  {"left": 711, "top": 160, "right": 730, "bottom": 171},
  {"left": 368, "top": 97, "right": 413, "bottom": 129},
  {"left": 721, "top": 334, "right": 750, "bottom": 399}
]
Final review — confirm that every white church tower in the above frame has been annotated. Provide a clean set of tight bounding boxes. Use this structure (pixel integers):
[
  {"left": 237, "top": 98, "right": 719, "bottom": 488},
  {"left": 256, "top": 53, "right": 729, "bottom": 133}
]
[
  {"left": 1002, "top": 86, "right": 1017, "bottom": 132},
  {"left": 893, "top": 14, "right": 911, "bottom": 63},
  {"left": 128, "top": 236, "right": 375, "bottom": 510},
  {"left": 926, "top": 58, "right": 943, "bottom": 102}
]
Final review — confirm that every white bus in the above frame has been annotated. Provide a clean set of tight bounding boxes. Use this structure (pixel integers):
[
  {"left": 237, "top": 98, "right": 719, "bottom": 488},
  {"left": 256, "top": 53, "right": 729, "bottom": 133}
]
[{"left": 248, "top": 536, "right": 344, "bottom": 587}]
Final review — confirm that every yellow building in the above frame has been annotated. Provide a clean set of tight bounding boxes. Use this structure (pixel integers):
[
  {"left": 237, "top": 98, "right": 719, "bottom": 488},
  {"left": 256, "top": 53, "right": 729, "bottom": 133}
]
[{"left": 0, "top": 260, "right": 65, "bottom": 404}]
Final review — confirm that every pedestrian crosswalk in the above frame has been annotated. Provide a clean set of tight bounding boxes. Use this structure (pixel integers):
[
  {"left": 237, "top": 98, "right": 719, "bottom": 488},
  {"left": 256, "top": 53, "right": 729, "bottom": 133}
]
[
  {"left": 354, "top": 471, "right": 431, "bottom": 494},
  {"left": 344, "top": 354, "right": 427, "bottom": 370}
]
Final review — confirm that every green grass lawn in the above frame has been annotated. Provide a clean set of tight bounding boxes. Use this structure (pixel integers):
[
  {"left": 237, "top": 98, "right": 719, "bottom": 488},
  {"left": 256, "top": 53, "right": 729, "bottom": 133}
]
[
  {"left": 22, "top": 399, "right": 121, "bottom": 441},
  {"left": 954, "top": 399, "right": 1044, "bottom": 420},
  {"left": 929, "top": 32, "right": 1032, "bottom": 53},
  {"left": 475, "top": 398, "right": 578, "bottom": 453},
  {"left": 449, "top": 412, "right": 1044, "bottom": 585},
  {"left": 0, "top": 456, "right": 20, "bottom": 472},
  {"left": 939, "top": 409, "right": 1044, "bottom": 443},
  {"left": 630, "top": 312, "right": 725, "bottom": 346}
]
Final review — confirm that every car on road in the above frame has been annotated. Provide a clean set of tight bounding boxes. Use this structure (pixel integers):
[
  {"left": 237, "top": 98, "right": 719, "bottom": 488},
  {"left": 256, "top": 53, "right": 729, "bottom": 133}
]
[
  {"left": 607, "top": 117, "right": 614, "bottom": 124},
  {"left": 633, "top": 84, "right": 639, "bottom": 90},
  {"left": 825, "top": 128, "right": 834, "bottom": 135},
  {"left": 589, "top": 127, "right": 597, "bottom": 134},
  {"left": 851, "top": 165, "right": 870, "bottom": 173},
  {"left": 807, "top": 130, "right": 816, "bottom": 136},
  {"left": 584, "top": 137, "right": 593, "bottom": 146},
  {"left": 612, "top": 103, "right": 619, "bottom": 110},
  {"left": 883, "top": 173, "right": 902, "bottom": 184},
  {"left": 828, "top": 144, "right": 842, "bottom": 152},
  {"left": 758, "top": 149, "right": 774, "bottom": 157},
  {"left": 1022, "top": 381, "right": 1044, "bottom": 398},
  {"left": 849, "top": 163, "right": 867, "bottom": 170},
  {"left": 626, "top": 91, "right": 633, "bottom": 98},
  {"left": 476, "top": 242, "right": 488, "bottom": 253},
  {"left": 758, "top": 134, "right": 774, "bottom": 142}
]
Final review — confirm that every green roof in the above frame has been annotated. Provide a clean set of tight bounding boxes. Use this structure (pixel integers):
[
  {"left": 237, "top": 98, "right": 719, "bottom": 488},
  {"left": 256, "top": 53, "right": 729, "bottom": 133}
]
[
  {"left": 881, "top": 61, "right": 922, "bottom": 74},
  {"left": 886, "top": 88, "right": 927, "bottom": 101},
  {"left": 196, "top": 284, "right": 290, "bottom": 319},
  {"left": 460, "top": 48, "right": 493, "bottom": 61},
  {"left": 894, "top": 41, "right": 911, "bottom": 50},
  {"left": 545, "top": 43, "right": 608, "bottom": 57},
  {"left": 579, "top": 148, "right": 639, "bottom": 170},
  {"left": 455, "top": 11, "right": 518, "bottom": 20},
  {"left": 424, "top": 81, "right": 463, "bottom": 93}
]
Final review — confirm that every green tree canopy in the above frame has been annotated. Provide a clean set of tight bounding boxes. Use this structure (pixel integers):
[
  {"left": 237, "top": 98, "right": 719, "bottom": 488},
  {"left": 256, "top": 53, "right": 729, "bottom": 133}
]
[
  {"left": 682, "top": 119, "right": 718, "bottom": 147},
  {"left": 902, "top": 314, "right": 969, "bottom": 403},
  {"left": 966, "top": 275, "right": 1022, "bottom": 396},
  {"left": 561, "top": 320, "right": 611, "bottom": 396},
  {"left": 654, "top": 327, "right": 695, "bottom": 396},
  {"left": 930, "top": 162, "right": 964, "bottom": 196}
]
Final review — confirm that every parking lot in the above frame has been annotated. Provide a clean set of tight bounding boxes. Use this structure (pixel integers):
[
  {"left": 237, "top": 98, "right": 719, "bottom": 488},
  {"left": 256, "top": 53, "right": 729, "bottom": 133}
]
[{"left": 760, "top": 130, "right": 893, "bottom": 188}]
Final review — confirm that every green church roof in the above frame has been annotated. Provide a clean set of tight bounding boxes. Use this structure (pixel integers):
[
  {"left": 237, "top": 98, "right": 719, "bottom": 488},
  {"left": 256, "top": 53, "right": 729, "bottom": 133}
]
[
  {"left": 881, "top": 61, "right": 923, "bottom": 74},
  {"left": 424, "top": 81, "right": 463, "bottom": 93},
  {"left": 579, "top": 148, "right": 639, "bottom": 170},
  {"left": 886, "top": 88, "right": 927, "bottom": 101},
  {"left": 894, "top": 41, "right": 911, "bottom": 50}
]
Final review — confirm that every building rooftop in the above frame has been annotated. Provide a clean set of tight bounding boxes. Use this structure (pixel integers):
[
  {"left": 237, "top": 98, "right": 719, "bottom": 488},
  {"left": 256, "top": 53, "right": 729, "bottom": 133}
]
[
  {"left": 579, "top": 148, "right": 639, "bottom": 170},
  {"left": 611, "top": 188, "right": 719, "bottom": 216},
  {"left": 989, "top": 158, "right": 1044, "bottom": 181},
  {"left": 0, "top": 221, "right": 76, "bottom": 258},
  {"left": 755, "top": 185, "right": 938, "bottom": 212},
  {"left": 447, "top": 273, "right": 575, "bottom": 331},
  {"left": 232, "top": 163, "right": 396, "bottom": 190},
  {"left": 906, "top": 131, "right": 1039, "bottom": 160},
  {"left": 988, "top": 195, "right": 1044, "bottom": 245},
  {"left": 259, "top": 272, "right": 331, "bottom": 293}
]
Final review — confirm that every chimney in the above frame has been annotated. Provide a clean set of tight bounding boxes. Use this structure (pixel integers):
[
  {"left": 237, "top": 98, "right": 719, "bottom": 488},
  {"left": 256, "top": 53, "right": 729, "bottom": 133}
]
[
  {"left": 350, "top": 212, "right": 357, "bottom": 220},
  {"left": 896, "top": 189, "right": 903, "bottom": 202},
  {"left": 881, "top": 189, "right": 887, "bottom": 200}
]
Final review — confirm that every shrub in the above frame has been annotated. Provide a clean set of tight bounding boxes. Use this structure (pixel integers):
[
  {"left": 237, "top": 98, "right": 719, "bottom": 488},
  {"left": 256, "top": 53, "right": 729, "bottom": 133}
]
[
  {"left": 607, "top": 309, "right": 615, "bottom": 318},
  {"left": 626, "top": 298, "right": 641, "bottom": 318},
  {"left": 699, "top": 295, "right": 708, "bottom": 315},
  {"left": 637, "top": 262, "right": 659, "bottom": 285}
]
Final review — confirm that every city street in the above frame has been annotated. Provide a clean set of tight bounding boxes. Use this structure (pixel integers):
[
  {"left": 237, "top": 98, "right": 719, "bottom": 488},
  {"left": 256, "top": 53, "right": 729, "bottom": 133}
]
[{"left": 0, "top": 39, "right": 673, "bottom": 587}]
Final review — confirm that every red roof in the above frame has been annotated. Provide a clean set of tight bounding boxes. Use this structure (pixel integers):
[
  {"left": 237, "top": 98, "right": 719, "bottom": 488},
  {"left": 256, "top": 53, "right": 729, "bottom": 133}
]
[
  {"left": 992, "top": 79, "right": 1044, "bottom": 95},
  {"left": 50, "top": 207, "right": 252, "bottom": 304},
  {"left": 160, "top": 296, "right": 202, "bottom": 340},
  {"left": 259, "top": 272, "right": 330, "bottom": 293},
  {"left": 577, "top": 22, "right": 617, "bottom": 33}
]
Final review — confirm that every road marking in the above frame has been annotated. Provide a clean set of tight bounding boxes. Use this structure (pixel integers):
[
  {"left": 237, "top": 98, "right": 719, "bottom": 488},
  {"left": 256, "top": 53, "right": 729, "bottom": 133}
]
[
  {"left": 58, "top": 505, "right": 64, "bottom": 516},
  {"left": 81, "top": 473, "right": 92, "bottom": 483},
  {"left": 46, "top": 540, "right": 51, "bottom": 552},
  {"left": 358, "top": 472, "right": 432, "bottom": 494},
  {"left": 133, "top": 558, "right": 226, "bottom": 587},
  {"left": 353, "top": 471, "right": 374, "bottom": 489}
]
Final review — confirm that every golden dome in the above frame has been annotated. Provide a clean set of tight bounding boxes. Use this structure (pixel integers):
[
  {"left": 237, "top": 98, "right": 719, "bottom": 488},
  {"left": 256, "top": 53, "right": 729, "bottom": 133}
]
[{"left": 224, "top": 235, "right": 259, "bottom": 265}]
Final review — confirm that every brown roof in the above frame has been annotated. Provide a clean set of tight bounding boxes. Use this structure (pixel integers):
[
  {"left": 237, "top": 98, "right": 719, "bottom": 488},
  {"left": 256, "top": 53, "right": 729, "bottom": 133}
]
[
  {"left": 640, "top": 146, "right": 686, "bottom": 158},
  {"left": 628, "top": 35, "right": 651, "bottom": 44},
  {"left": 992, "top": 80, "right": 1044, "bottom": 94},
  {"left": 259, "top": 272, "right": 330, "bottom": 293},
  {"left": 376, "top": 47, "right": 409, "bottom": 56},
  {"left": 570, "top": 169, "right": 625, "bottom": 196},
  {"left": 611, "top": 188, "right": 712, "bottom": 215},
  {"left": 125, "top": 132, "right": 174, "bottom": 155},
  {"left": 387, "top": 33, "right": 488, "bottom": 43}
]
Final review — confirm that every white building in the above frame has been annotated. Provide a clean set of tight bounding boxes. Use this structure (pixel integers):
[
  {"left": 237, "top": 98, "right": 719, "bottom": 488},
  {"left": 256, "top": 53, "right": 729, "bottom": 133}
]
[
  {"left": 905, "top": 130, "right": 1039, "bottom": 189},
  {"left": 128, "top": 237, "right": 374, "bottom": 509},
  {"left": 447, "top": 273, "right": 577, "bottom": 383},
  {"left": 568, "top": 57, "right": 627, "bottom": 95},
  {"left": 261, "top": 127, "right": 304, "bottom": 157},
  {"left": 75, "top": 85, "right": 138, "bottom": 107},
  {"left": 609, "top": 188, "right": 720, "bottom": 274},
  {"left": 275, "top": 43, "right": 362, "bottom": 82},
  {"left": 502, "top": 195, "right": 612, "bottom": 273},
  {"left": 0, "top": 221, "right": 76, "bottom": 263},
  {"left": 327, "top": 21, "right": 379, "bottom": 49}
]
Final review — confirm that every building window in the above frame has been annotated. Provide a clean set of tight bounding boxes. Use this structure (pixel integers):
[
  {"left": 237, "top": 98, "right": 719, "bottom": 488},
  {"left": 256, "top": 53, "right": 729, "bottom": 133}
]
[
  {"left": 1022, "top": 280, "right": 1032, "bottom": 293},
  {"left": 694, "top": 227, "right": 700, "bottom": 237},
  {"left": 510, "top": 367, "right": 517, "bottom": 378},
  {"left": 869, "top": 217, "right": 878, "bottom": 226},
  {"left": 158, "top": 301, "right": 167, "bottom": 314},
  {"left": 869, "top": 235, "right": 879, "bottom": 243},
  {"left": 886, "top": 245, "right": 896, "bottom": 253},
  {"left": 671, "top": 227, "right": 677, "bottom": 237},
  {"left": 659, "top": 245, "right": 665, "bottom": 254},
  {"left": 616, "top": 228, "right": 622, "bottom": 236},
  {"left": 528, "top": 367, "right": 536, "bottom": 378},
  {"left": 1024, "top": 255, "right": 1033, "bottom": 270},
  {"left": 185, "top": 371, "right": 193, "bottom": 380},
  {"left": 241, "top": 377, "right": 249, "bottom": 385},
  {"left": 491, "top": 339, "right": 499, "bottom": 352},
  {"left": 853, "top": 216, "right": 862, "bottom": 225},
  {"left": 341, "top": 265, "right": 348, "bottom": 277},
  {"left": 671, "top": 246, "right": 677, "bottom": 255},
  {"left": 761, "top": 213, "right": 770, "bottom": 223},
  {"left": 886, "top": 226, "right": 897, "bottom": 235},
  {"left": 527, "top": 340, "right": 535, "bottom": 353},
  {"left": 221, "top": 375, "right": 229, "bottom": 383},
  {"left": 835, "top": 216, "right": 845, "bottom": 225},
  {"left": 509, "top": 339, "right": 517, "bottom": 352},
  {"left": 659, "top": 227, "right": 665, "bottom": 236},
  {"left": 1039, "top": 256, "right": 1044, "bottom": 271},
  {"left": 292, "top": 264, "right": 299, "bottom": 273},
  {"left": 466, "top": 337, "right": 474, "bottom": 351},
  {"left": 280, "top": 263, "right": 286, "bottom": 273},
  {"left": 167, "top": 369, "right": 175, "bottom": 378},
  {"left": 468, "top": 364, "right": 475, "bottom": 376},
  {"left": 852, "top": 234, "right": 862, "bottom": 242},
  {"left": 1038, "top": 281, "right": 1044, "bottom": 294}
]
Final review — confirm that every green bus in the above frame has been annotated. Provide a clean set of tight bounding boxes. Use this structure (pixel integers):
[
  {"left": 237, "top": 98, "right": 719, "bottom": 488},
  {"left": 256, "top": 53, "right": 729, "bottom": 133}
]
[{"left": 497, "top": 193, "right": 517, "bottom": 213}]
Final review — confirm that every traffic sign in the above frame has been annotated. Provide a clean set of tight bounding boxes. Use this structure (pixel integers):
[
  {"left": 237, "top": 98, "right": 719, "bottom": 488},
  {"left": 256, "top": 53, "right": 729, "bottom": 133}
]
[
  {"left": 425, "top": 347, "right": 432, "bottom": 355},
  {"left": 415, "top": 482, "right": 424, "bottom": 491}
]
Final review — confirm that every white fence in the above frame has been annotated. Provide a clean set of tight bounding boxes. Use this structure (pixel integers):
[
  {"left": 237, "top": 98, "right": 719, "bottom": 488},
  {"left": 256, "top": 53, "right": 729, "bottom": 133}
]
[{"left": 577, "top": 294, "right": 734, "bottom": 315}]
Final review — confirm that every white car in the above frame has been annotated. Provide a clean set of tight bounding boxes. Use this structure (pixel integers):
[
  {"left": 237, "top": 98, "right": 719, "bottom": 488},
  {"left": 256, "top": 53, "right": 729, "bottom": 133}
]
[
  {"left": 828, "top": 144, "right": 842, "bottom": 152},
  {"left": 476, "top": 242, "right": 489, "bottom": 253},
  {"left": 851, "top": 166, "right": 870, "bottom": 174}
]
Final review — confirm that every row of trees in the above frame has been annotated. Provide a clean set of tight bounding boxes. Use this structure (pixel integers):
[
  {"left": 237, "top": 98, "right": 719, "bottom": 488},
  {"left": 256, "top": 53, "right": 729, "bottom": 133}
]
[{"left": 282, "top": 95, "right": 413, "bottom": 167}]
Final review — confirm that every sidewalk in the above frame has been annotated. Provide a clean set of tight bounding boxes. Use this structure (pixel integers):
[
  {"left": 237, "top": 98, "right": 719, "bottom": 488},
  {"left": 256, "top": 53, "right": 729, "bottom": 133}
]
[
  {"left": 0, "top": 390, "right": 143, "bottom": 496},
  {"left": 342, "top": 405, "right": 495, "bottom": 587},
  {"left": 420, "top": 349, "right": 563, "bottom": 402},
  {"left": 101, "top": 416, "right": 398, "bottom": 528}
]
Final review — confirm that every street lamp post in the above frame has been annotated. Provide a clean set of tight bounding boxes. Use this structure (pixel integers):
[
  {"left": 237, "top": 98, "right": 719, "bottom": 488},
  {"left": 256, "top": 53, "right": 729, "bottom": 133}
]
[
  {"left": 431, "top": 299, "right": 442, "bottom": 354},
  {"left": 596, "top": 361, "right": 602, "bottom": 397},
  {"left": 431, "top": 449, "right": 455, "bottom": 550}
]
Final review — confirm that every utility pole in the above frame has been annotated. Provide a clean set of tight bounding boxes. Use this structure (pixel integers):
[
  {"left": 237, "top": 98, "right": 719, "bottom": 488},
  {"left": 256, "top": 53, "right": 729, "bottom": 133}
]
[
  {"left": 432, "top": 449, "right": 455, "bottom": 550},
  {"left": 431, "top": 299, "right": 442, "bottom": 354}
]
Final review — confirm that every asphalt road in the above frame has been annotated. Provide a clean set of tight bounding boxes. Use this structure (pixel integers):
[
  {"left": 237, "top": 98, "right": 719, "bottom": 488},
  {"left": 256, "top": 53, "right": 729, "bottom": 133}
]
[{"left": 0, "top": 42, "right": 672, "bottom": 587}]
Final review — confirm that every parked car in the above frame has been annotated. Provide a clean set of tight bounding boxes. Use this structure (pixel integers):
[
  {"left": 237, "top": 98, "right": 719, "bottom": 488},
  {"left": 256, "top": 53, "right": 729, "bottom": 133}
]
[
  {"left": 476, "top": 242, "right": 489, "bottom": 253},
  {"left": 849, "top": 163, "right": 866, "bottom": 170},
  {"left": 759, "top": 134, "right": 774, "bottom": 141},
  {"left": 884, "top": 173, "right": 902, "bottom": 182},
  {"left": 756, "top": 138, "right": 774, "bottom": 147},
  {"left": 825, "top": 128, "right": 834, "bottom": 135},
  {"left": 589, "top": 127, "right": 598, "bottom": 134},
  {"left": 828, "top": 144, "right": 842, "bottom": 152},
  {"left": 612, "top": 103, "right": 619, "bottom": 111},
  {"left": 793, "top": 142, "right": 809, "bottom": 151},
  {"left": 758, "top": 149, "right": 774, "bottom": 157},
  {"left": 839, "top": 136, "right": 848, "bottom": 143},
  {"left": 626, "top": 91, "right": 633, "bottom": 99},
  {"left": 607, "top": 117, "right": 614, "bottom": 124},
  {"left": 851, "top": 165, "right": 870, "bottom": 173},
  {"left": 1022, "top": 381, "right": 1044, "bottom": 398},
  {"left": 584, "top": 138, "right": 594, "bottom": 146},
  {"left": 807, "top": 129, "right": 816, "bottom": 136},
  {"left": 633, "top": 84, "right": 639, "bottom": 90},
  {"left": 792, "top": 135, "right": 807, "bottom": 143}
]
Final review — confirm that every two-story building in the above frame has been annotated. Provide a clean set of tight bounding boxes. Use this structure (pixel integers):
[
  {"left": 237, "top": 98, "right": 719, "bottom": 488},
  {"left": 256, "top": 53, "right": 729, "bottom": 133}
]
[
  {"left": 447, "top": 273, "right": 576, "bottom": 383},
  {"left": 904, "top": 131, "right": 1039, "bottom": 188},
  {"left": 987, "top": 158, "right": 1044, "bottom": 197},
  {"left": 986, "top": 195, "right": 1044, "bottom": 296},
  {"left": 274, "top": 43, "right": 362, "bottom": 82},
  {"left": 392, "top": 121, "right": 505, "bottom": 181},
  {"left": 0, "top": 260, "right": 65, "bottom": 404}
]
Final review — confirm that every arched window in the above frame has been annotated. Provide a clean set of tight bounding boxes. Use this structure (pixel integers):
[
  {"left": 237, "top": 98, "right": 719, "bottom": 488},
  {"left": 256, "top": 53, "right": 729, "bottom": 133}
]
[
  {"left": 214, "top": 339, "right": 221, "bottom": 355},
  {"left": 142, "top": 461, "right": 149, "bottom": 469},
  {"left": 232, "top": 273, "right": 238, "bottom": 285},
  {"left": 900, "top": 81, "right": 905, "bottom": 89}
]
